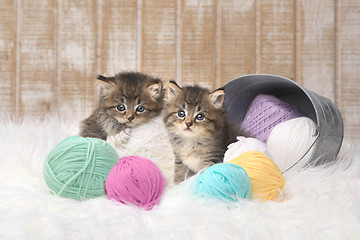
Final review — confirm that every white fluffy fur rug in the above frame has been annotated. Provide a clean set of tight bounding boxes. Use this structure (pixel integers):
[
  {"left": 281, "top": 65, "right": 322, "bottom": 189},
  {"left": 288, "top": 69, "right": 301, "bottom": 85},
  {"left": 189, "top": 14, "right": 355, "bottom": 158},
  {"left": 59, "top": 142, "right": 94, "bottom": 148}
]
[{"left": 0, "top": 115, "right": 360, "bottom": 240}]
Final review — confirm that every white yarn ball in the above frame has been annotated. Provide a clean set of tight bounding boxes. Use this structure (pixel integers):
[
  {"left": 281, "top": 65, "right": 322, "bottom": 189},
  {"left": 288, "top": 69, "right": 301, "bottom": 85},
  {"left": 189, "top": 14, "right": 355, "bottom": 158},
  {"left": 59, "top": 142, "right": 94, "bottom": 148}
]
[
  {"left": 223, "top": 136, "right": 268, "bottom": 163},
  {"left": 107, "top": 116, "right": 175, "bottom": 187},
  {"left": 266, "top": 117, "right": 318, "bottom": 174}
]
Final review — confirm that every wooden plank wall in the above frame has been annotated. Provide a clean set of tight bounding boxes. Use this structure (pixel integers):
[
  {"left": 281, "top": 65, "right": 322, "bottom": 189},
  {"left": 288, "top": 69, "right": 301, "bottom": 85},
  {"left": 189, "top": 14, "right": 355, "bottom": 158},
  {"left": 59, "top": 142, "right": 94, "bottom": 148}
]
[{"left": 0, "top": 0, "right": 359, "bottom": 137}]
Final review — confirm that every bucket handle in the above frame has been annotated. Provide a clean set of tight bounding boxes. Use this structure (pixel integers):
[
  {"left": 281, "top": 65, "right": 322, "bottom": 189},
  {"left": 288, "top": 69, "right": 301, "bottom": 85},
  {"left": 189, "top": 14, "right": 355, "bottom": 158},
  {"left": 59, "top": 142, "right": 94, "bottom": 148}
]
[{"left": 282, "top": 128, "right": 320, "bottom": 174}]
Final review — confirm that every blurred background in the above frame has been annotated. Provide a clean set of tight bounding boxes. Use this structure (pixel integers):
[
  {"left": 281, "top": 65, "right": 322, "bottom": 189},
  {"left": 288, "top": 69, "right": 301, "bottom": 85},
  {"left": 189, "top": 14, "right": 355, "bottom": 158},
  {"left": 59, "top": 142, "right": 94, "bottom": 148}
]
[{"left": 0, "top": 0, "right": 359, "bottom": 137}]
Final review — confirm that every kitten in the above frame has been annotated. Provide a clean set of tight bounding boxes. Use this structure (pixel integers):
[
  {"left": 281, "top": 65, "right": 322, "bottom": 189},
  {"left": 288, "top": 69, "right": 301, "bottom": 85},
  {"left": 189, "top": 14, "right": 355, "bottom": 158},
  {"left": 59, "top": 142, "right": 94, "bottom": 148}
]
[
  {"left": 163, "top": 81, "right": 248, "bottom": 184},
  {"left": 79, "top": 71, "right": 164, "bottom": 141}
]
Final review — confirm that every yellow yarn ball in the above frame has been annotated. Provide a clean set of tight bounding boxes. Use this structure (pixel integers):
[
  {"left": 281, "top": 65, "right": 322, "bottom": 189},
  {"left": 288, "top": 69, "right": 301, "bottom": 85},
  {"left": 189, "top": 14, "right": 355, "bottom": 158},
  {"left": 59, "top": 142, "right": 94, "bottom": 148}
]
[{"left": 229, "top": 151, "right": 285, "bottom": 201}]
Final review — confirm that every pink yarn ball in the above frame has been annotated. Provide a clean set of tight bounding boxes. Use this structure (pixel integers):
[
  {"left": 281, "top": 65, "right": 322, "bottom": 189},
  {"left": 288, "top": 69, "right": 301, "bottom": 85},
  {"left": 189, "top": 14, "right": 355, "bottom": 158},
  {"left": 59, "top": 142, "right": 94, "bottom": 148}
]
[{"left": 105, "top": 156, "right": 165, "bottom": 210}]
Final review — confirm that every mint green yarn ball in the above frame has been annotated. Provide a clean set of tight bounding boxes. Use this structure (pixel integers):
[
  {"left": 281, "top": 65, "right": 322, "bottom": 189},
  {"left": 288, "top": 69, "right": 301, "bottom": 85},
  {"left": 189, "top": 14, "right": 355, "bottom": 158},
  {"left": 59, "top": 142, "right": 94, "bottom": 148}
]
[{"left": 43, "top": 136, "right": 119, "bottom": 201}]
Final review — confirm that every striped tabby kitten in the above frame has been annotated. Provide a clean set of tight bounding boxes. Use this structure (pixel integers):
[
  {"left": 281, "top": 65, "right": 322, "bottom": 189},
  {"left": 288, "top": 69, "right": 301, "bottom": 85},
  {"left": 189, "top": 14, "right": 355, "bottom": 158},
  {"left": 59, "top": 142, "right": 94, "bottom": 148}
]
[
  {"left": 79, "top": 71, "right": 164, "bottom": 141},
  {"left": 163, "top": 81, "right": 247, "bottom": 184}
]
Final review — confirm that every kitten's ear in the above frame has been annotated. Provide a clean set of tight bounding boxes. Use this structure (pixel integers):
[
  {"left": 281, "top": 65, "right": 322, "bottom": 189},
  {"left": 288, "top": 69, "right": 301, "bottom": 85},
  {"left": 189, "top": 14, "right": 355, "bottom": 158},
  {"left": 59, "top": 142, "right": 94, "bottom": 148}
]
[
  {"left": 166, "top": 80, "right": 182, "bottom": 101},
  {"left": 148, "top": 81, "right": 163, "bottom": 100},
  {"left": 96, "top": 75, "right": 115, "bottom": 96},
  {"left": 209, "top": 89, "right": 225, "bottom": 109},
  {"left": 97, "top": 75, "right": 115, "bottom": 87}
]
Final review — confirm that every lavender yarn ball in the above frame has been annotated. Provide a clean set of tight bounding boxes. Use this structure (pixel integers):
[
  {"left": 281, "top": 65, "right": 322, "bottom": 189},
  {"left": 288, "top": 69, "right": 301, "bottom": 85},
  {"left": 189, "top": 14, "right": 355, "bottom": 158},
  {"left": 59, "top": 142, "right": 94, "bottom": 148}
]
[
  {"left": 241, "top": 94, "right": 302, "bottom": 142},
  {"left": 105, "top": 156, "right": 166, "bottom": 210}
]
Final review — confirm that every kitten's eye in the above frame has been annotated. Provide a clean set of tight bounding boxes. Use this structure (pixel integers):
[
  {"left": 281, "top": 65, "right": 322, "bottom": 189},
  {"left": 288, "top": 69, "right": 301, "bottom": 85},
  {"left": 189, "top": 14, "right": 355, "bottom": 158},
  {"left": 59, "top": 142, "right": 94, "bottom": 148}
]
[
  {"left": 136, "top": 106, "right": 145, "bottom": 112},
  {"left": 116, "top": 104, "right": 126, "bottom": 112},
  {"left": 177, "top": 110, "right": 186, "bottom": 118},
  {"left": 196, "top": 113, "right": 205, "bottom": 121}
]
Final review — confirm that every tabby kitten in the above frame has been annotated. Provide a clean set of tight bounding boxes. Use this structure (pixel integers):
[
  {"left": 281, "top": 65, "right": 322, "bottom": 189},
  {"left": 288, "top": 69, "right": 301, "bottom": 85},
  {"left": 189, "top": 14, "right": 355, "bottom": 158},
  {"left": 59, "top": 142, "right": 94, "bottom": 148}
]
[
  {"left": 163, "top": 81, "right": 247, "bottom": 184},
  {"left": 79, "top": 71, "right": 164, "bottom": 141}
]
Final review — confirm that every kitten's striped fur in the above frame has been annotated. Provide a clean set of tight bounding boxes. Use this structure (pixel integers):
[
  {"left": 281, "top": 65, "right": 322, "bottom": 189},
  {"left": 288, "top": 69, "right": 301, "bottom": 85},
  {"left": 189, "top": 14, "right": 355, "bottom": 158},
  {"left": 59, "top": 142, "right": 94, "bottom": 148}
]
[
  {"left": 163, "top": 81, "right": 248, "bottom": 183},
  {"left": 80, "top": 71, "right": 164, "bottom": 140}
]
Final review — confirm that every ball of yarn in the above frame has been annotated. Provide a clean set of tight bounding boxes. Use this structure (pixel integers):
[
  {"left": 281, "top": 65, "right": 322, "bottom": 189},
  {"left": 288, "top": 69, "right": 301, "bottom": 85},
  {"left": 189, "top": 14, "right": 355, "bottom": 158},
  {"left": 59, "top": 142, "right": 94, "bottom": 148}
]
[
  {"left": 43, "top": 136, "right": 119, "bottom": 201},
  {"left": 105, "top": 156, "right": 165, "bottom": 210},
  {"left": 107, "top": 116, "right": 175, "bottom": 187},
  {"left": 194, "top": 163, "right": 251, "bottom": 203},
  {"left": 230, "top": 151, "right": 285, "bottom": 201},
  {"left": 267, "top": 117, "right": 318, "bottom": 173},
  {"left": 224, "top": 136, "right": 268, "bottom": 163},
  {"left": 241, "top": 94, "right": 302, "bottom": 142}
]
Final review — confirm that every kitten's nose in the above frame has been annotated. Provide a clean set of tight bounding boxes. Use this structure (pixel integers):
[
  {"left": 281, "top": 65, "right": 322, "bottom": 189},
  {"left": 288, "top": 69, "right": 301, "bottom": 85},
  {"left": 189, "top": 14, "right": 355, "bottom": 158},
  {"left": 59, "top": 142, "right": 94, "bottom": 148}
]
[
  {"left": 127, "top": 116, "right": 134, "bottom": 122},
  {"left": 185, "top": 122, "right": 193, "bottom": 128}
]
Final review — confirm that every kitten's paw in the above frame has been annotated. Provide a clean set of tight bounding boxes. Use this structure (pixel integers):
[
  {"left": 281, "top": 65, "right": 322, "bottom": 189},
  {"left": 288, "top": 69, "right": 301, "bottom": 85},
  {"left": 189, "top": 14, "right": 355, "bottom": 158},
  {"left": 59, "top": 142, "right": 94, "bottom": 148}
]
[
  {"left": 107, "top": 128, "right": 131, "bottom": 147},
  {"left": 116, "top": 127, "right": 132, "bottom": 144},
  {"left": 124, "top": 127, "right": 131, "bottom": 135}
]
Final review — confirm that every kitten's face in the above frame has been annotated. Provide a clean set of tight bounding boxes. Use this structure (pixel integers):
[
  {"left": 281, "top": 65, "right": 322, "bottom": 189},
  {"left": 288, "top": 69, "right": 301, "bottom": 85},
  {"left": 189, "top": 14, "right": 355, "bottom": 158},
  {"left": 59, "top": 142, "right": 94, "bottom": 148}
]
[
  {"left": 163, "top": 81, "right": 225, "bottom": 140},
  {"left": 98, "top": 72, "right": 164, "bottom": 127}
]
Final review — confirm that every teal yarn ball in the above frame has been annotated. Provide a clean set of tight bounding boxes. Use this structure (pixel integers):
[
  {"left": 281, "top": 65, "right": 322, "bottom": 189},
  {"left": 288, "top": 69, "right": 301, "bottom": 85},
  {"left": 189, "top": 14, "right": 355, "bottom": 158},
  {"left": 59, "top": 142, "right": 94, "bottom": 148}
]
[
  {"left": 43, "top": 136, "right": 119, "bottom": 201},
  {"left": 194, "top": 163, "right": 251, "bottom": 202}
]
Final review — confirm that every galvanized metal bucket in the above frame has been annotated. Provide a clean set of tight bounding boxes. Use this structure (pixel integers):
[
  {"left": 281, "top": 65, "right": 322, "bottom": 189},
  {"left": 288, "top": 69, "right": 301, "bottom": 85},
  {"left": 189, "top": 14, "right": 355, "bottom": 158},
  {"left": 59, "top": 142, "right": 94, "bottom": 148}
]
[{"left": 223, "top": 74, "right": 344, "bottom": 169}]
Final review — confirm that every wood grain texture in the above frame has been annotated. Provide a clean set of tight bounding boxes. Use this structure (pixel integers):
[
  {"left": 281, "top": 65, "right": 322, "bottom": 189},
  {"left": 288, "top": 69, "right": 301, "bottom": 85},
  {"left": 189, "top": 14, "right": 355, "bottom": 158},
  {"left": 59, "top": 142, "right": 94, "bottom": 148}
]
[
  {"left": 57, "top": 0, "right": 96, "bottom": 117},
  {"left": 0, "top": 0, "right": 16, "bottom": 115},
  {"left": 257, "top": 0, "right": 295, "bottom": 79},
  {"left": 299, "top": 0, "right": 336, "bottom": 101},
  {"left": 98, "top": 0, "right": 137, "bottom": 76},
  {"left": 17, "top": 0, "right": 56, "bottom": 116},
  {"left": 141, "top": 0, "right": 176, "bottom": 81},
  {"left": 217, "top": 0, "right": 256, "bottom": 87},
  {"left": 0, "top": 0, "right": 359, "bottom": 136},
  {"left": 339, "top": 0, "right": 360, "bottom": 136},
  {"left": 178, "top": 0, "right": 216, "bottom": 88}
]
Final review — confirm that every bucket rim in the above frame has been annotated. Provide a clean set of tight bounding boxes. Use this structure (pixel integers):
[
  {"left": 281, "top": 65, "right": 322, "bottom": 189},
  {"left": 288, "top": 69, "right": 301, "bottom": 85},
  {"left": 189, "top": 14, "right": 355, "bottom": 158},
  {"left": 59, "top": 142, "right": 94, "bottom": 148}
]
[{"left": 224, "top": 73, "right": 322, "bottom": 127}]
